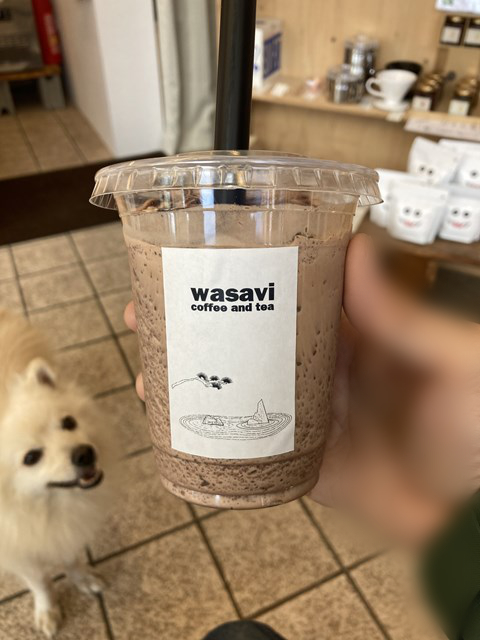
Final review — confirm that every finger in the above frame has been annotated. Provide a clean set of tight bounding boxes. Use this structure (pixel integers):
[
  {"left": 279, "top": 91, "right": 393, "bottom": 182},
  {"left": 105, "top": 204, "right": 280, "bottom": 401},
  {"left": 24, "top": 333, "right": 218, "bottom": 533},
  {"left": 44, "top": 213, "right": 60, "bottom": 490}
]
[
  {"left": 124, "top": 301, "right": 137, "bottom": 332},
  {"left": 330, "top": 315, "right": 356, "bottom": 438},
  {"left": 309, "top": 426, "right": 351, "bottom": 507},
  {"left": 135, "top": 373, "right": 145, "bottom": 401},
  {"left": 343, "top": 234, "right": 480, "bottom": 369}
]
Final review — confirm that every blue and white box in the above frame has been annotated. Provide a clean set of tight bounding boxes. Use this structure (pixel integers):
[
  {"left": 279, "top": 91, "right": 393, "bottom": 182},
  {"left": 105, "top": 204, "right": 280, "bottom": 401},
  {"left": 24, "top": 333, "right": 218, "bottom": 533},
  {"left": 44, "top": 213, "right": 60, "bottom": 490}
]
[{"left": 253, "top": 18, "right": 282, "bottom": 91}]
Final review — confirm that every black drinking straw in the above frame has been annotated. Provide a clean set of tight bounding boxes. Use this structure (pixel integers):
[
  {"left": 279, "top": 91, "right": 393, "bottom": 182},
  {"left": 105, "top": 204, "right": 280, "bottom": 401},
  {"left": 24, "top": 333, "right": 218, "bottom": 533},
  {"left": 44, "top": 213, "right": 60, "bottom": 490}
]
[{"left": 214, "top": 0, "right": 257, "bottom": 151}]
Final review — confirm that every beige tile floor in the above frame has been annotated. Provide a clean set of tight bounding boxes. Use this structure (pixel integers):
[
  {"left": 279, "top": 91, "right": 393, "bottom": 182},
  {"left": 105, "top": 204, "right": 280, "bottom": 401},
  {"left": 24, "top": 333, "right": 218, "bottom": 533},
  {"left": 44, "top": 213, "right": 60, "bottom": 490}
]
[
  {"left": 0, "top": 104, "right": 111, "bottom": 180},
  {"left": 0, "top": 222, "right": 447, "bottom": 639}
]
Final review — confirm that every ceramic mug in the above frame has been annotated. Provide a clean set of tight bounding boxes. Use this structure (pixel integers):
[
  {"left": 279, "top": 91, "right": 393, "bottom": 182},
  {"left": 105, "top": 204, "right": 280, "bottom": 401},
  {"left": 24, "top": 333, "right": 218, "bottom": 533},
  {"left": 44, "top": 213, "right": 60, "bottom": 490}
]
[{"left": 366, "top": 69, "right": 417, "bottom": 106}]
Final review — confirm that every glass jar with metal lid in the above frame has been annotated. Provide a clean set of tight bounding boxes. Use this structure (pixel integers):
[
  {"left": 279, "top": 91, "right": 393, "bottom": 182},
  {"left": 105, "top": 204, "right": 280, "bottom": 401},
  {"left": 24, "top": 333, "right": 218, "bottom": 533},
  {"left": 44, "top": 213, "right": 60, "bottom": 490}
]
[
  {"left": 423, "top": 73, "right": 445, "bottom": 101},
  {"left": 459, "top": 75, "right": 480, "bottom": 88},
  {"left": 464, "top": 18, "right": 480, "bottom": 47},
  {"left": 327, "top": 64, "right": 364, "bottom": 103},
  {"left": 344, "top": 34, "right": 378, "bottom": 80},
  {"left": 448, "top": 86, "right": 475, "bottom": 116},
  {"left": 440, "top": 15, "right": 466, "bottom": 45},
  {"left": 457, "top": 77, "right": 479, "bottom": 108},
  {"left": 411, "top": 82, "right": 436, "bottom": 111},
  {"left": 424, "top": 72, "right": 445, "bottom": 85}
]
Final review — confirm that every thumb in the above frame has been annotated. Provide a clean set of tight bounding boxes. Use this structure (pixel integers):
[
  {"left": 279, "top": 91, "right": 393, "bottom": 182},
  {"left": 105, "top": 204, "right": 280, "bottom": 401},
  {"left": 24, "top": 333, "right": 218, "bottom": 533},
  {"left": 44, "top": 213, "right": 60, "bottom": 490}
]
[{"left": 343, "top": 234, "right": 479, "bottom": 370}]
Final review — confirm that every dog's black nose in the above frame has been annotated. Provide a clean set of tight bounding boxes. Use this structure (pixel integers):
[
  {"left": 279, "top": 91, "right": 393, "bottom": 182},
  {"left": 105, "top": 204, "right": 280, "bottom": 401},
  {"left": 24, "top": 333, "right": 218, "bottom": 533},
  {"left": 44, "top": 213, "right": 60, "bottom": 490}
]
[{"left": 71, "top": 444, "right": 96, "bottom": 468}]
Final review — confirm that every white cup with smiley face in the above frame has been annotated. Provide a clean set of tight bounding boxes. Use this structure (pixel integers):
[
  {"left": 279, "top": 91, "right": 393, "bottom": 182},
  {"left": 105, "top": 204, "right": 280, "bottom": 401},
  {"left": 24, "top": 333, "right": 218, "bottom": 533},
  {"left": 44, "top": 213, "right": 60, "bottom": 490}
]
[{"left": 439, "top": 185, "right": 480, "bottom": 243}]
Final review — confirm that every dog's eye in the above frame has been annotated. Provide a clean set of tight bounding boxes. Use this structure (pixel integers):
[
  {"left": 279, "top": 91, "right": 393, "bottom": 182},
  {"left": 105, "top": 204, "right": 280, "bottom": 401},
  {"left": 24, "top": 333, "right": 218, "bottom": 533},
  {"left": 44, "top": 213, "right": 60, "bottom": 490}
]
[
  {"left": 23, "top": 449, "right": 43, "bottom": 466},
  {"left": 61, "top": 416, "right": 77, "bottom": 431}
]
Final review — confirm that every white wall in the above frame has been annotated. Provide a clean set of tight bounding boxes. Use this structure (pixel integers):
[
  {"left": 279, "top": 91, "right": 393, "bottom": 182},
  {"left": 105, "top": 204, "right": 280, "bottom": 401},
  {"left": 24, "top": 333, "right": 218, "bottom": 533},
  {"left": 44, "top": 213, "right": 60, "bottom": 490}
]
[{"left": 53, "top": 0, "right": 164, "bottom": 158}]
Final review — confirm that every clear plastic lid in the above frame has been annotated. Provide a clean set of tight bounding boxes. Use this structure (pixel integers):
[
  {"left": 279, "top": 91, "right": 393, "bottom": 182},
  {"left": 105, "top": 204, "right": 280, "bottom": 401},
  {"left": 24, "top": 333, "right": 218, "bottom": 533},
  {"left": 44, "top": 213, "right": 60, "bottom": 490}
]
[{"left": 90, "top": 150, "right": 381, "bottom": 210}]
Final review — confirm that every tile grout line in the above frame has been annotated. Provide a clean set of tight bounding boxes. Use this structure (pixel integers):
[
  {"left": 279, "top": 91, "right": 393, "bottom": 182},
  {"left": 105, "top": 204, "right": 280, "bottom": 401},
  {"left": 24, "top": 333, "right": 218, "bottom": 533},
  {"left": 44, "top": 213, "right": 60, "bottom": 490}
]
[
  {"left": 245, "top": 547, "right": 388, "bottom": 620},
  {"left": 66, "top": 234, "right": 137, "bottom": 384},
  {"left": 57, "top": 334, "right": 113, "bottom": 353},
  {"left": 346, "top": 549, "right": 389, "bottom": 572},
  {"left": 7, "top": 245, "right": 29, "bottom": 317},
  {"left": 14, "top": 113, "right": 42, "bottom": 172},
  {"left": 13, "top": 250, "right": 129, "bottom": 281},
  {"left": 96, "top": 593, "right": 116, "bottom": 640},
  {"left": 85, "top": 547, "right": 116, "bottom": 640},
  {"left": 27, "top": 294, "right": 97, "bottom": 316},
  {"left": 195, "top": 509, "right": 225, "bottom": 523},
  {"left": 187, "top": 503, "right": 243, "bottom": 619},
  {"left": 300, "top": 499, "right": 393, "bottom": 640},
  {"left": 56, "top": 332, "right": 131, "bottom": 354},
  {"left": 124, "top": 445, "right": 152, "bottom": 459},
  {"left": 91, "top": 520, "right": 196, "bottom": 566},
  {"left": 86, "top": 509, "right": 223, "bottom": 568},
  {"left": 94, "top": 383, "right": 135, "bottom": 400},
  {"left": 248, "top": 568, "right": 345, "bottom": 619},
  {"left": 15, "top": 260, "right": 81, "bottom": 279},
  {"left": 0, "top": 588, "right": 29, "bottom": 607},
  {"left": 81, "top": 252, "right": 128, "bottom": 266},
  {"left": 52, "top": 109, "right": 88, "bottom": 164}
]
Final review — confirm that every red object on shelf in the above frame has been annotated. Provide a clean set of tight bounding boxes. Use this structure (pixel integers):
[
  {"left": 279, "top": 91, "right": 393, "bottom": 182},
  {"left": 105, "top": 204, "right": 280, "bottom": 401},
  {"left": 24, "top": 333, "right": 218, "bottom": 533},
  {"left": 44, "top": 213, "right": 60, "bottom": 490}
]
[{"left": 31, "top": 0, "right": 62, "bottom": 66}]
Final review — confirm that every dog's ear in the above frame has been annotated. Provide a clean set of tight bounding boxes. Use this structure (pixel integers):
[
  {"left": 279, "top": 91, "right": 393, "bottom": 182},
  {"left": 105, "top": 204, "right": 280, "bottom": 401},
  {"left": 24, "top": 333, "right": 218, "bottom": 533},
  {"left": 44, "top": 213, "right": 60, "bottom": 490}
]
[{"left": 24, "top": 358, "right": 56, "bottom": 388}]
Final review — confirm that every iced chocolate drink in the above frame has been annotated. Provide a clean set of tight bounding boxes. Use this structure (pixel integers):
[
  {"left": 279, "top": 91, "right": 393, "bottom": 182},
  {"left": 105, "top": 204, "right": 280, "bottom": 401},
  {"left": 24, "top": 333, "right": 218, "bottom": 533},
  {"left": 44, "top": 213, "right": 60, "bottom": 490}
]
[{"left": 90, "top": 152, "right": 381, "bottom": 508}]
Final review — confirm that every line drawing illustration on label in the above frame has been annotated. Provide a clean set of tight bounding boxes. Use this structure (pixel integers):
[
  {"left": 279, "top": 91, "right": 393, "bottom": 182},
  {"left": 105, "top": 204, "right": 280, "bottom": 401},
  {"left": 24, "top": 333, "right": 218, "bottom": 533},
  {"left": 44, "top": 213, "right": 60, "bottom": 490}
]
[
  {"left": 179, "top": 399, "right": 292, "bottom": 441},
  {"left": 171, "top": 372, "right": 233, "bottom": 390}
]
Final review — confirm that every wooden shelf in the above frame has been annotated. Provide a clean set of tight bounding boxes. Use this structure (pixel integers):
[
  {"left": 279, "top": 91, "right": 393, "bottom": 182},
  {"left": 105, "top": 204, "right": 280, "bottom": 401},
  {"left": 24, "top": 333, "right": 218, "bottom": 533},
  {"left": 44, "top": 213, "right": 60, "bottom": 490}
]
[
  {"left": 361, "top": 217, "right": 480, "bottom": 267},
  {"left": 252, "top": 88, "right": 394, "bottom": 121},
  {"left": 0, "top": 65, "right": 61, "bottom": 82},
  {"left": 253, "top": 83, "right": 480, "bottom": 137}
]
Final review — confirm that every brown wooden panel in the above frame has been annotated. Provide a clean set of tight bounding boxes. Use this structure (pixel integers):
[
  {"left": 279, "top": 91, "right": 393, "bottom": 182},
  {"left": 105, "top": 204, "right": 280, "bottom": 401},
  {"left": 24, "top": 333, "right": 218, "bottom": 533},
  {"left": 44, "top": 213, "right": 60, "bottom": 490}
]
[
  {"left": 251, "top": 100, "right": 417, "bottom": 169},
  {"left": 256, "top": 0, "right": 444, "bottom": 78}
]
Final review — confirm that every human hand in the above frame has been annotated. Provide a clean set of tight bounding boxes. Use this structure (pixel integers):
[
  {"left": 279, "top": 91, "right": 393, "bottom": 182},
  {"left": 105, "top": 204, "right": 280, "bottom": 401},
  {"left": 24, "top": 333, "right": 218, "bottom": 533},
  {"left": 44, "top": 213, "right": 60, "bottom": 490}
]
[
  {"left": 311, "top": 234, "right": 480, "bottom": 544},
  {"left": 124, "top": 235, "right": 480, "bottom": 543},
  {"left": 123, "top": 302, "right": 144, "bottom": 401}
]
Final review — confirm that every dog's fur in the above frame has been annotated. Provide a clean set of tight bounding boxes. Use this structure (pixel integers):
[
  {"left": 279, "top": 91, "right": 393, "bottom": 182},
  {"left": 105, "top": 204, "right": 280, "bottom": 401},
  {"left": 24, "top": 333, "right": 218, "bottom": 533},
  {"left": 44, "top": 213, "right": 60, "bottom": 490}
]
[{"left": 0, "top": 310, "right": 117, "bottom": 637}]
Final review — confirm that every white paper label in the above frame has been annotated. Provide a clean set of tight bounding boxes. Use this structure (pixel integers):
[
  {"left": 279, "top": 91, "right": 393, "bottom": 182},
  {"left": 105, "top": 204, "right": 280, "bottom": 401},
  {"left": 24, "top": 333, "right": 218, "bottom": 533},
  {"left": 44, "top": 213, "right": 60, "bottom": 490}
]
[
  {"left": 449, "top": 99, "right": 470, "bottom": 116},
  {"left": 411, "top": 96, "right": 432, "bottom": 112},
  {"left": 162, "top": 247, "right": 298, "bottom": 460},
  {"left": 441, "top": 25, "right": 462, "bottom": 44},
  {"left": 465, "top": 27, "right": 480, "bottom": 45}
]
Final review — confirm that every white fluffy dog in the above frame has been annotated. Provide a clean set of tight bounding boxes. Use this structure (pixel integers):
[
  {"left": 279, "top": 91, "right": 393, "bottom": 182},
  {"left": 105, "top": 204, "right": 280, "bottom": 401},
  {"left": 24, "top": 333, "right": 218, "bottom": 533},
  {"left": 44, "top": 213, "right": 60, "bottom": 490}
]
[{"left": 0, "top": 310, "right": 117, "bottom": 637}]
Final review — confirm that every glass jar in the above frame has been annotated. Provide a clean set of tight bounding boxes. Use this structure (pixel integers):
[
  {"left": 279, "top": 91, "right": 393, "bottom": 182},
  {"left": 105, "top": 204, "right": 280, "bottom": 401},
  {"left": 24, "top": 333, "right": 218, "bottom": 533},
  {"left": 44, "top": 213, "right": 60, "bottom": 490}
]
[
  {"left": 326, "top": 64, "right": 365, "bottom": 103},
  {"left": 344, "top": 34, "right": 378, "bottom": 80},
  {"left": 411, "top": 82, "right": 436, "bottom": 111},
  {"left": 448, "top": 87, "right": 474, "bottom": 116},
  {"left": 440, "top": 15, "right": 466, "bottom": 45},
  {"left": 457, "top": 77, "right": 479, "bottom": 108},
  {"left": 423, "top": 73, "right": 445, "bottom": 101},
  {"left": 464, "top": 18, "right": 480, "bottom": 47}
]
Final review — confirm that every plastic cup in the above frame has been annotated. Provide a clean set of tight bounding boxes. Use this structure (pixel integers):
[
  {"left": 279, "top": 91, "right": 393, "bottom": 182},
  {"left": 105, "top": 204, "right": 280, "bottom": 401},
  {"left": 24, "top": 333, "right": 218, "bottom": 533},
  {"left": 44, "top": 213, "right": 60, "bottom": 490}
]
[{"left": 90, "top": 151, "right": 380, "bottom": 509}]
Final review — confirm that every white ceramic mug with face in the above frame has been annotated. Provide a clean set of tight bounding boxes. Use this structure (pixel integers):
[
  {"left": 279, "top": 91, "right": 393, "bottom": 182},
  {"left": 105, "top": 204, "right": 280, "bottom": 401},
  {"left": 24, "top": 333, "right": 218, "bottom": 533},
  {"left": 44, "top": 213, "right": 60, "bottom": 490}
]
[{"left": 366, "top": 70, "right": 417, "bottom": 108}]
